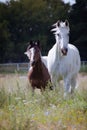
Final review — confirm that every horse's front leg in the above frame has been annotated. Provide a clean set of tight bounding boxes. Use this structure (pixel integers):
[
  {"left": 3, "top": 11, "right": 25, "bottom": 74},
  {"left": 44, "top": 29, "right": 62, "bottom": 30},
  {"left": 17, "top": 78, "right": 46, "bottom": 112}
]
[
  {"left": 71, "top": 75, "right": 77, "bottom": 94},
  {"left": 64, "top": 77, "right": 71, "bottom": 98},
  {"left": 51, "top": 74, "right": 58, "bottom": 89},
  {"left": 31, "top": 86, "right": 35, "bottom": 96}
]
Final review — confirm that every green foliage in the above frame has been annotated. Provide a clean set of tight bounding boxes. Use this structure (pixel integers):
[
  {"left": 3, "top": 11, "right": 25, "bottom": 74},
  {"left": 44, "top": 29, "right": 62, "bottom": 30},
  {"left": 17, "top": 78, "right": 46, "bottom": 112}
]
[
  {"left": 0, "top": 0, "right": 87, "bottom": 62},
  {"left": 0, "top": 0, "right": 69, "bottom": 63},
  {"left": 69, "top": 0, "right": 87, "bottom": 61}
]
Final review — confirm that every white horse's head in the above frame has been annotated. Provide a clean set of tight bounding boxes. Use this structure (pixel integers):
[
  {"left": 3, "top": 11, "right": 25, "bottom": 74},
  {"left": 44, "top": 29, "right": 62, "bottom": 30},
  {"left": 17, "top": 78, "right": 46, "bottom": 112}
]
[{"left": 51, "top": 20, "right": 70, "bottom": 55}]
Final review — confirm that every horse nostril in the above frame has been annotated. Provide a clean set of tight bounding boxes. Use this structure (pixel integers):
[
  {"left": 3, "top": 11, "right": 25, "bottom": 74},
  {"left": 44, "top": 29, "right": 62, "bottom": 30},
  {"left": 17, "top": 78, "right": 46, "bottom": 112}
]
[
  {"left": 61, "top": 48, "right": 68, "bottom": 55},
  {"left": 65, "top": 48, "right": 68, "bottom": 53}
]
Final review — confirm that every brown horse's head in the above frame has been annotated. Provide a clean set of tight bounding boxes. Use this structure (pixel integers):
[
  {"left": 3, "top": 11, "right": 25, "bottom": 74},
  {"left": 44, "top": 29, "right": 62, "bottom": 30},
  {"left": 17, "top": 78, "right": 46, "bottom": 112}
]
[{"left": 24, "top": 40, "right": 41, "bottom": 66}]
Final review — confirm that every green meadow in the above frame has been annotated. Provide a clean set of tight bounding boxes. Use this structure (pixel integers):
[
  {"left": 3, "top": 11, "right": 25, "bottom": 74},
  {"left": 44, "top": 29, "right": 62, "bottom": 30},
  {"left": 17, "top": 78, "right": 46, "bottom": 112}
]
[{"left": 0, "top": 73, "right": 87, "bottom": 130}]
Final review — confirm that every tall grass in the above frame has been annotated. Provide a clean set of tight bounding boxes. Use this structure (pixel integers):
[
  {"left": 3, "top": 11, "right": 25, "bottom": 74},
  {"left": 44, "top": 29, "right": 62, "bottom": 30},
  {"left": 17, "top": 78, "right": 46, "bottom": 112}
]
[{"left": 0, "top": 74, "right": 87, "bottom": 130}]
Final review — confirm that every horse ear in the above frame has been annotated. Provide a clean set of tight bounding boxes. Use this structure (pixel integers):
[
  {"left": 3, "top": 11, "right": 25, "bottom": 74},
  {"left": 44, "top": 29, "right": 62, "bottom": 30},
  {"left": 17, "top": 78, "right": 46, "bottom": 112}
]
[
  {"left": 36, "top": 40, "right": 39, "bottom": 46},
  {"left": 26, "top": 40, "right": 34, "bottom": 50},
  {"left": 65, "top": 20, "right": 69, "bottom": 26},
  {"left": 57, "top": 20, "right": 60, "bottom": 27},
  {"left": 36, "top": 40, "right": 41, "bottom": 48},
  {"left": 52, "top": 20, "right": 60, "bottom": 27}
]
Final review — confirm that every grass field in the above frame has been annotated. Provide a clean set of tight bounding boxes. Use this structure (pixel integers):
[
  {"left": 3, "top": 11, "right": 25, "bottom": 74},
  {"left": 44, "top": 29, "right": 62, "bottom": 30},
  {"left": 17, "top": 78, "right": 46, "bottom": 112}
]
[{"left": 0, "top": 72, "right": 87, "bottom": 130}]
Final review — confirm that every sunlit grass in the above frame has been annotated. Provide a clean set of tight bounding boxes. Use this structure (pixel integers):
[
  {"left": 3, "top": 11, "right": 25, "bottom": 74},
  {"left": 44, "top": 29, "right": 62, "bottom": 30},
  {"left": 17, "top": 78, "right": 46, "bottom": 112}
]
[{"left": 0, "top": 73, "right": 87, "bottom": 130}]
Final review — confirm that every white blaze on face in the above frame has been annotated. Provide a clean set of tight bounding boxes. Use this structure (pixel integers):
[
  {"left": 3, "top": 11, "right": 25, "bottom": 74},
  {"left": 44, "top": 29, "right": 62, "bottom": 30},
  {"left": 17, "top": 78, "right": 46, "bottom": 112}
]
[
  {"left": 24, "top": 51, "right": 30, "bottom": 58},
  {"left": 55, "top": 22, "right": 69, "bottom": 50},
  {"left": 24, "top": 48, "right": 35, "bottom": 62},
  {"left": 60, "top": 29, "right": 69, "bottom": 50},
  {"left": 29, "top": 48, "right": 35, "bottom": 63}
]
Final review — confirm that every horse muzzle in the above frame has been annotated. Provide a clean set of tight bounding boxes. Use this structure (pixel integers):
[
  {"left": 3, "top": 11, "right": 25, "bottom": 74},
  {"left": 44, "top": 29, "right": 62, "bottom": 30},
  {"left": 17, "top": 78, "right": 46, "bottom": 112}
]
[{"left": 61, "top": 48, "right": 68, "bottom": 55}]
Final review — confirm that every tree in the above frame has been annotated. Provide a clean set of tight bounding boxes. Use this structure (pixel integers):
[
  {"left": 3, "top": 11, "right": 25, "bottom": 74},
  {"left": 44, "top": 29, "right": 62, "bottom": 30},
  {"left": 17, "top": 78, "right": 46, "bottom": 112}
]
[
  {"left": 0, "top": 3, "right": 13, "bottom": 63},
  {"left": 69, "top": 0, "right": 87, "bottom": 60},
  {"left": 0, "top": 0, "right": 70, "bottom": 63}
]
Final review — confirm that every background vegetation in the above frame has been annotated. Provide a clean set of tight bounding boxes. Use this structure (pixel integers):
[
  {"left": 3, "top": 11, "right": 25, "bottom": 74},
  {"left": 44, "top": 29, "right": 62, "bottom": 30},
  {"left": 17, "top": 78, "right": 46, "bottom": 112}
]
[{"left": 0, "top": 0, "right": 87, "bottom": 63}]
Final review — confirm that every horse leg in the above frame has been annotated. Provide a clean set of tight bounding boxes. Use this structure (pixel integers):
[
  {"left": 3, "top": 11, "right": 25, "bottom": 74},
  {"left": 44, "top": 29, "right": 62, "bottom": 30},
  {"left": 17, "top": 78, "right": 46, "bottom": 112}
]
[
  {"left": 31, "top": 86, "right": 35, "bottom": 96},
  {"left": 64, "top": 76, "right": 71, "bottom": 97},
  {"left": 50, "top": 75, "right": 54, "bottom": 87},
  {"left": 71, "top": 75, "right": 77, "bottom": 94},
  {"left": 50, "top": 74, "right": 59, "bottom": 89}
]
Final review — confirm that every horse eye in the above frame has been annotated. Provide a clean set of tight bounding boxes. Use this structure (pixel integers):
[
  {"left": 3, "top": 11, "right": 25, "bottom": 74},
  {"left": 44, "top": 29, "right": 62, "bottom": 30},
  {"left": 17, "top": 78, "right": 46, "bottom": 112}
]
[
  {"left": 57, "top": 34, "right": 60, "bottom": 36},
  {"left": 57, "top": 34, "right": 61, "bottom": 38}
]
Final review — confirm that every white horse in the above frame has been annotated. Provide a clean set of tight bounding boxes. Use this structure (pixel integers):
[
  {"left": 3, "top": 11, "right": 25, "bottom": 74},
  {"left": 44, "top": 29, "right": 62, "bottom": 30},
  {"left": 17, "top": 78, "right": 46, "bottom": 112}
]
[
  {"left": 47, "top": 20, "right": 81, "bottom": 97},
  {"left": 41, "top": 56, "right": 48, "bottom": 67}
]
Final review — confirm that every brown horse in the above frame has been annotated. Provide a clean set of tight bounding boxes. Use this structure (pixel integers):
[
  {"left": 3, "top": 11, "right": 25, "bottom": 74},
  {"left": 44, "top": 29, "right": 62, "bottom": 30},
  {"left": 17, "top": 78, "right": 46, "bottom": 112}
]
[{"left": 25, "top": 40, "right": 52, "bottom": 92}]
